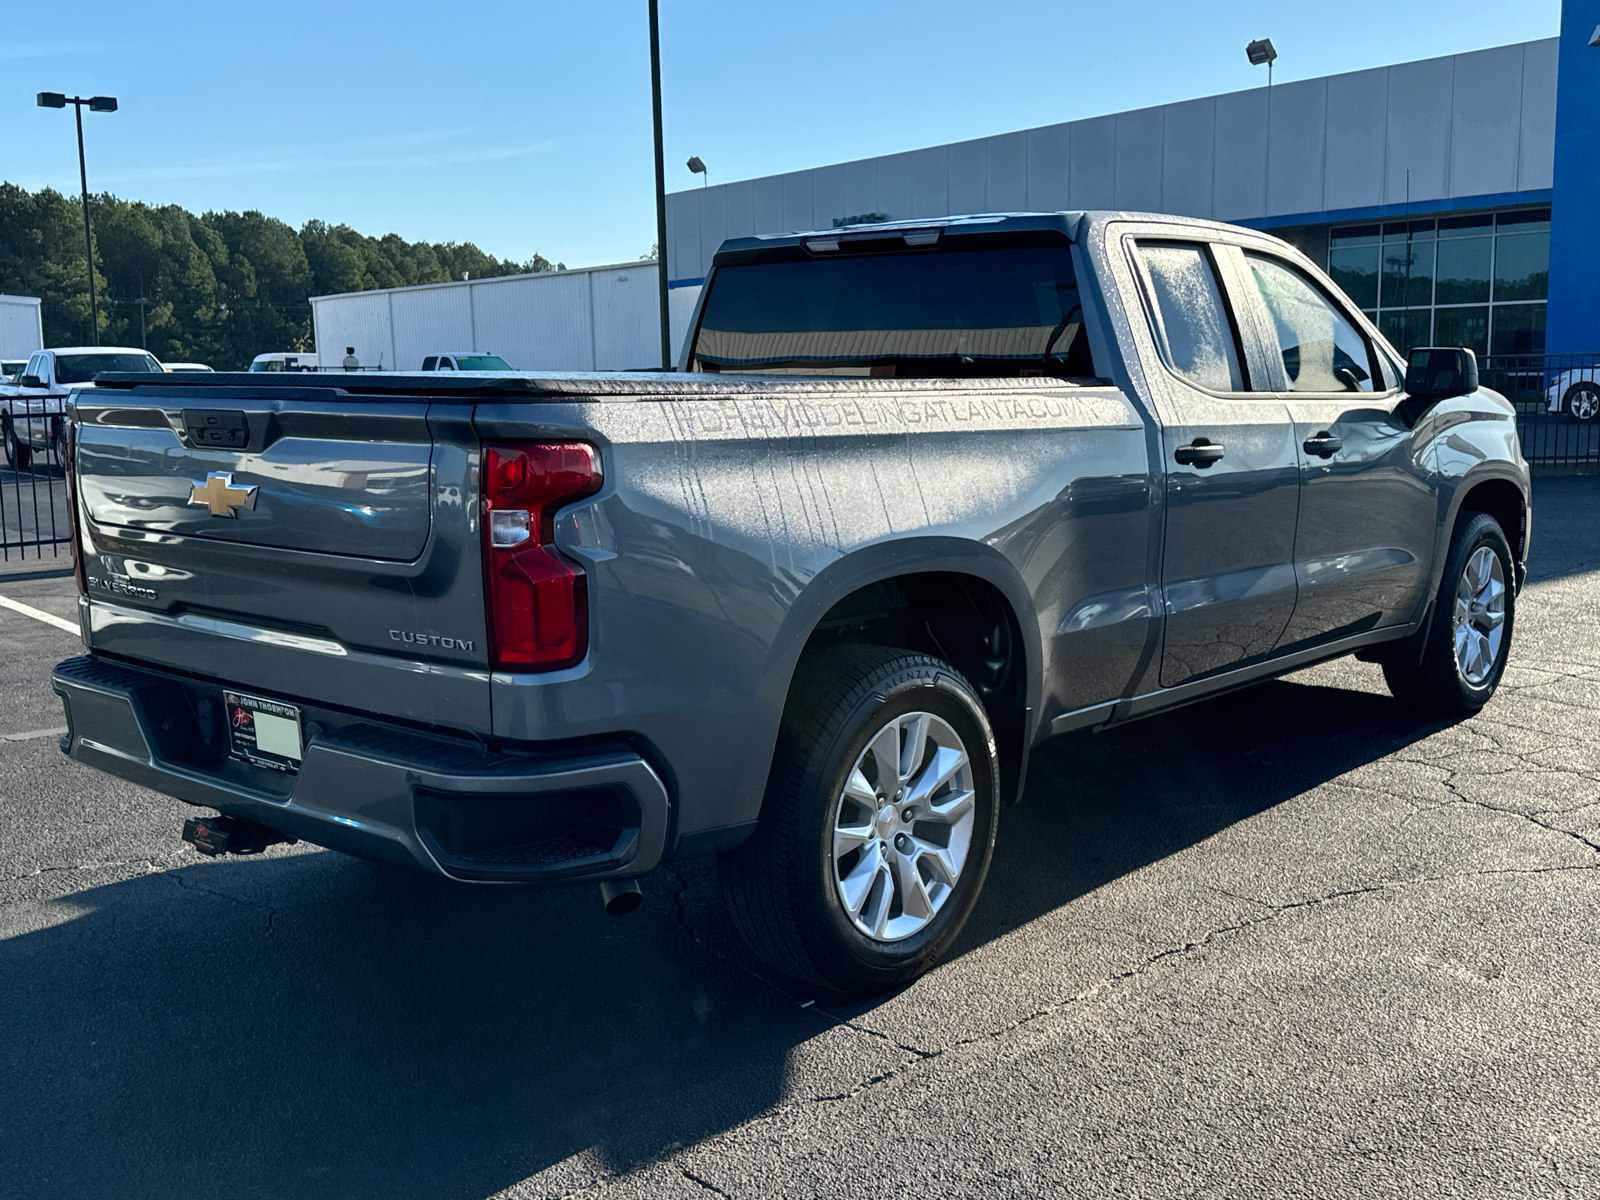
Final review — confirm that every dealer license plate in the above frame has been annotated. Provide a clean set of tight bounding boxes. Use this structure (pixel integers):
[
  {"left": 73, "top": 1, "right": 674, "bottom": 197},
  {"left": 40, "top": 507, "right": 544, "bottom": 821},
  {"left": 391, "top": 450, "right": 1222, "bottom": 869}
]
[{"left": 224, "top": 691, "right": 303, "bottom": 773}]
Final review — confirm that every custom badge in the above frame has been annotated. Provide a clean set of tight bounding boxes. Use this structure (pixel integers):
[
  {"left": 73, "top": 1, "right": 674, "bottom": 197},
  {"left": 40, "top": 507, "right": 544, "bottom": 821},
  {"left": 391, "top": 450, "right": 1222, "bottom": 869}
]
[{"left": 188, "top": 472, "right": 258, "bottom": 517}]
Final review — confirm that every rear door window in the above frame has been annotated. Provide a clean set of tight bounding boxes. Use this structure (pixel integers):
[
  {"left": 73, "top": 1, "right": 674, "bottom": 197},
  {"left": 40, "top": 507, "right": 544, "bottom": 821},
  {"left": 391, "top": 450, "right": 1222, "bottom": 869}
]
[
  {"left": 1132, "top": 242, "right": 1246, "bottom": 393},
  {"left": 421, "top": 357, "right": 438, "bottom": 371},
  {"left": 691, "top": 244, "right": 1096, "bottom": 378}
]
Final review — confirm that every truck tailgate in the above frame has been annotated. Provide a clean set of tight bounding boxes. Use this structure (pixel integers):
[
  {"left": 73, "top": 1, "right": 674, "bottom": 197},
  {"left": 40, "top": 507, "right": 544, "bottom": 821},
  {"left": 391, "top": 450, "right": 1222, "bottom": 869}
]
[
  {"left": 77, "top": 402, "right": 432, "bottom": 558},
  {"left": 71, "top": 386, "right": 491, "bottom": 734}
]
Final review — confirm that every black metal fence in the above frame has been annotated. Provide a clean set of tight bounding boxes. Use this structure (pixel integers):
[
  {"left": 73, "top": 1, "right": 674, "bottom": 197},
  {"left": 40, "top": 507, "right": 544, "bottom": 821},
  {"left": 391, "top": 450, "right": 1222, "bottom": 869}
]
[
  {"left": 1483, "top": 353, "right": 1600, "bottom": 473},
  {"left": 0, "top": 411, "right": 71, "bottom": 563},
  {"left": 0, "top": 357, "right": 1592, "bottom": 563}
]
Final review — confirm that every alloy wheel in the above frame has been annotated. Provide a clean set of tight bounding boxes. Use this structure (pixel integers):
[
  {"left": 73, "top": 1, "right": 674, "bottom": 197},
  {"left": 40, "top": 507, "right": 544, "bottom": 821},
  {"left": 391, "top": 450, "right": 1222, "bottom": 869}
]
[
  {"left": 1569, "top": 385, "right": 1600, "bottom": 421},
  {"left": 1453, "top": 545, "right": 1507, "bottom": 686},
  {"left": 831, "top": 711, "right": 976, "bottom": 943}
]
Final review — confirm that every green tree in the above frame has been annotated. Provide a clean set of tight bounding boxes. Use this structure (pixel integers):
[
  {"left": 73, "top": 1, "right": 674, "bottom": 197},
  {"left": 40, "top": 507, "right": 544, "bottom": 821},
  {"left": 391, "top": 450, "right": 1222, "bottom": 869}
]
[{"left": 0, "top": 184, "right": 558, "bottom": 368}]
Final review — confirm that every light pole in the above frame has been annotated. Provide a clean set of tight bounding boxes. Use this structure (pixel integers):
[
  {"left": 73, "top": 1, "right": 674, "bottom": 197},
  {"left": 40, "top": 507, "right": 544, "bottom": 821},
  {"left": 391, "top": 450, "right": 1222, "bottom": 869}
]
[
  {"left": 37, "top": 91, "right": 118, "bottom": 347},
  {"left": 1245, "top": 40, "right": 1276, "bottom": 220},
  {"left": 648, "top": 2, "right": 672, "bottom": 370},
  {"left": 687, "top": 155, "right": 708, "bottom": 187}
]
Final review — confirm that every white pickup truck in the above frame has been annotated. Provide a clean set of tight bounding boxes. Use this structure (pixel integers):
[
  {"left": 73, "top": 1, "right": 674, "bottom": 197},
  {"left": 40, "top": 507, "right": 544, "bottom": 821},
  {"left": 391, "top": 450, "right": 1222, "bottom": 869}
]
[{"left": 0, "top": 346, "right": 164, "bottom": 467}]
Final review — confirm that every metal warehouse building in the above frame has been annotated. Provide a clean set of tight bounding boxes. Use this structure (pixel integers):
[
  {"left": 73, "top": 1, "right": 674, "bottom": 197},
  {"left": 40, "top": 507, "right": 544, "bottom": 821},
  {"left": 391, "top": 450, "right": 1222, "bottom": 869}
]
[
  {"left": 314, "top": 8, "right": 1593, "bottom": 371},
  {"left": 664, "top": 15, "right": 1590, "bottom": 362},
  {"left": 310, "top": 261, "right": 702, "bottom": 374},
  {"left": 315, "top": 260, "right": 704, "bottom": 374}
]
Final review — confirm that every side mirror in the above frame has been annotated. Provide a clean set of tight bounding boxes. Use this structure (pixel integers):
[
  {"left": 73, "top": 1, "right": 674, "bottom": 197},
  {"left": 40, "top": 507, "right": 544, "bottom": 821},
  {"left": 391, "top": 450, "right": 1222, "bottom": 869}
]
[
  {"left": 1405, "top": 346, "right": 1478, "bottom": 402},
  {"left": 18, "top": 374, "right": 42, "bottom": 389}
]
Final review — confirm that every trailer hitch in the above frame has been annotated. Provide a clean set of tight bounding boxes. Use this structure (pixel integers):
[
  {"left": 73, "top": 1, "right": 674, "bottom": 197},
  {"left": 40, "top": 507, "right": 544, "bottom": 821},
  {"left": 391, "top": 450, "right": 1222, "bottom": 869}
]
[{"left": 181, "top": 813, "right": 296, "bottom": 857}]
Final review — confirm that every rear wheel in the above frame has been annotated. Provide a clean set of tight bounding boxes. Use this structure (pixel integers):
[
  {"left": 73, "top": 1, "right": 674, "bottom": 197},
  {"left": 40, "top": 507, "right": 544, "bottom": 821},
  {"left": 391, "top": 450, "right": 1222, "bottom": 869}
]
[
  {"left": 718, "top": 645, "right": 999, "bottom": 993},
  {"left": 2, "top": 414, "right": 30, "bottom": 470},
  {"left": 1384, "top": 512, "right": 1514, "bottom": 714},
  {"left": 1566, "top": 382, "right": 1600, "bottom": 422}
]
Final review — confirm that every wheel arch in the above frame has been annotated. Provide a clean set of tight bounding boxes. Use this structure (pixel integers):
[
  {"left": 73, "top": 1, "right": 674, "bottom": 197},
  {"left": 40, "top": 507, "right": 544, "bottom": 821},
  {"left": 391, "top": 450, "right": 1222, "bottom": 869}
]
[
  {"left": 1447, "top": 470, "right": 1529, "bottom": 577},
  {"left": 758, "top": 538, "right": 1044, "bottom": 809},
  {"left": 1411, "top": 463, "right": 1527, "bottom": 625}
]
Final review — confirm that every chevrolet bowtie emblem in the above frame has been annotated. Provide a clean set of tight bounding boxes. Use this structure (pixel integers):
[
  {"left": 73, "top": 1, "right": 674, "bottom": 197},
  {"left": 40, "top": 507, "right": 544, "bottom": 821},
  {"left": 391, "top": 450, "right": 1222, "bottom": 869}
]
[{"left": 188, "top": 472, "right": 258, "bottom": 518}]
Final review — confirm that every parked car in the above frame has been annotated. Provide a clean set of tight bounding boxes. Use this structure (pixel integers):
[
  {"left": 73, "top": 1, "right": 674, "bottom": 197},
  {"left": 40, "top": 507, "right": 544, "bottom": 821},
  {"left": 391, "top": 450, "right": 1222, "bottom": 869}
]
[
  {"left": 1544, "top": 366, "right": 1600, "bottom": 421},
  {"left": 0, "top": 346, "right": 162, "bottom": 467},
  {"left": 420, "top": 352, "right": 512, "bottom": 371},
  {"left": 164, "top": 362, "right": 214, "bottom": 373},
  {"left": 53, "top": 211, "right": 1529, "bottom": 992},
  {"left": 1, "top": 359, "right": 26, "bottom": 382},
  {"left": 247, "top": 351, "right": 320, "bottom": 373}
]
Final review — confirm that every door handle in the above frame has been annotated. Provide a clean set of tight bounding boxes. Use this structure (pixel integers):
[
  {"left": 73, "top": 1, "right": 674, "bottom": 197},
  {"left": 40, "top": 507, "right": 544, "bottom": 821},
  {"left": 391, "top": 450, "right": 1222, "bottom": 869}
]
[
  {"left": 1173, "top": 437, "right": 1225, "bottom": 468},
  {"left": 1303, "top": 431, "right": 1343, "bottom": 458}
]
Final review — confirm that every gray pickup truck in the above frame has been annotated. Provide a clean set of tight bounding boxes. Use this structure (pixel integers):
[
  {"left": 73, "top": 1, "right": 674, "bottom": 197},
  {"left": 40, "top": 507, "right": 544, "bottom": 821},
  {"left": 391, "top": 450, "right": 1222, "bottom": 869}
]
[{"left": 52, "top": 211, "right": 1529, "bottom": 992}]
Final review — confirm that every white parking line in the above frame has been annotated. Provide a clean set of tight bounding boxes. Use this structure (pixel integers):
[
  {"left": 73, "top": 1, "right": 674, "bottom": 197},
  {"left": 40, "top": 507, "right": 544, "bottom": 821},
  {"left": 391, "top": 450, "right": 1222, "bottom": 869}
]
[
  {"left": 2, "top": 727, "right": 68, "bottom": 742},
  {"left": 0, "top": 593, "right": 78, "bottom": 635}
]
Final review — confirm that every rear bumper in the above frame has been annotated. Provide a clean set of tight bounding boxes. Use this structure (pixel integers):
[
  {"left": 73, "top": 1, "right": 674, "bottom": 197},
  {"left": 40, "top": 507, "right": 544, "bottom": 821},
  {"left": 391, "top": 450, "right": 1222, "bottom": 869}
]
[{"left": 51, "top": 655, "right": 670, "bottom": 883}]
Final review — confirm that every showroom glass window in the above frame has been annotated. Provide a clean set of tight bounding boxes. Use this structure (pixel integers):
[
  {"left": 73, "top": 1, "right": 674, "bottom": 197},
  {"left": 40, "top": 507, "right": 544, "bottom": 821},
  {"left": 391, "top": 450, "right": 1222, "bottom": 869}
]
[{"left": 1327, "top": 206, "right": 1548, "bottom": 360}]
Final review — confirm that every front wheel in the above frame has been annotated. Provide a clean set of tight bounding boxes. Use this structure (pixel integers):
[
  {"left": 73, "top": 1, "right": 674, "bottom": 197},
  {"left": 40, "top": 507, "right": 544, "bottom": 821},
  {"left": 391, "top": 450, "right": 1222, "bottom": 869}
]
[
  {"left": 1566, "top": 382, "right": 1600, "bottom": 422},
  {"left": 718, "top": 645, "right": 1000, "bottom": 993},
  {"left": 1384, "top": 512, "right": 1515, "bottom": 714}
]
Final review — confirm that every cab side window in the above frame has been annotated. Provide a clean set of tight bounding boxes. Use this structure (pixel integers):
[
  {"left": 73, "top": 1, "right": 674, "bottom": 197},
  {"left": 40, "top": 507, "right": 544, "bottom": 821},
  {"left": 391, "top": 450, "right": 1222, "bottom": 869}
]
[
  {"left": 1244, "top": 253, "right": 1377, "bottom": 393},
  {"left": 421, "top": 357, "right": 438, "bottom": 371},
  {"left": 1133, "top": 242, "right": 1246, "bottom": 393}
]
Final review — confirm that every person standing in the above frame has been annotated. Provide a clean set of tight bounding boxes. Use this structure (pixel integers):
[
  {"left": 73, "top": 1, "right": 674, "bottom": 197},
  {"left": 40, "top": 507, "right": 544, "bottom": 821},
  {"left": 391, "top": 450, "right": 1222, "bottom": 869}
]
[{"left": 342, "top": 346, "right": 360, "bottom": 371}]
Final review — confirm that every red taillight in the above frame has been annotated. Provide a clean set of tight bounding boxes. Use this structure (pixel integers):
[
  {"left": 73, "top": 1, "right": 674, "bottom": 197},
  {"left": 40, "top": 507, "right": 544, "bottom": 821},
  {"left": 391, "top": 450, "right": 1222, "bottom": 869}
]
[{"left": 481, "top": 442, "right": 601, "bottom": 670}]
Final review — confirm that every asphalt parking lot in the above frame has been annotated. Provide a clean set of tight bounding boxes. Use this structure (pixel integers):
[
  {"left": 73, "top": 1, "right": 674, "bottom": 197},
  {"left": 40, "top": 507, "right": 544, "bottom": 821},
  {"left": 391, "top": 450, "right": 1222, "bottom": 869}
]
[{"left": 1, "top": 478, "right": 1597, "bottom": 1200}]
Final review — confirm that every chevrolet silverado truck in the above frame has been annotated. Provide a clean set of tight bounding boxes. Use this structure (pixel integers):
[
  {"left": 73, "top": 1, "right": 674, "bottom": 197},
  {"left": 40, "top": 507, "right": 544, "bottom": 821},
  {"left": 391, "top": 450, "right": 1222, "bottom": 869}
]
[
  {"left": 2, "top": 346, "right": 164, "bottom": 467},
  {"left": 52, "top": 212, "right": 1529, "bottom": 992}
]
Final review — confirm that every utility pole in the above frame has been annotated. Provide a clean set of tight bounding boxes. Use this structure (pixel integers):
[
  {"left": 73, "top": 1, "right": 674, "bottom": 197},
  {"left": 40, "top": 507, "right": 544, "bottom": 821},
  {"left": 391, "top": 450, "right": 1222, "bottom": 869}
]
[{"left": 649, "top": 0, "right": 672, "bottom": 369}]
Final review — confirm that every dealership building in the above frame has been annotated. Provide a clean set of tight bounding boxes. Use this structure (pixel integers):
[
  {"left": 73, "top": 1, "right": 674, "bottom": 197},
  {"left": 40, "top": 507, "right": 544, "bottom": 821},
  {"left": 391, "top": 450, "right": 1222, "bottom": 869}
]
[{"left": 665, "top": 8, "right": 1600, "bottom": 361}]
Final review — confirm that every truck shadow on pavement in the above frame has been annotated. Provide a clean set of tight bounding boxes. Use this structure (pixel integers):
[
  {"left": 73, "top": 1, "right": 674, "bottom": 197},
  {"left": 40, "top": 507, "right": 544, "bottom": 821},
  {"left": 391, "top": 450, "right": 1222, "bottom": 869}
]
[
  {"left": 946, "top": 675, "right": 1452, "bottom": 967},
  {"left": 0, "top": 675, "right": 1451, "bottom": 1200}
]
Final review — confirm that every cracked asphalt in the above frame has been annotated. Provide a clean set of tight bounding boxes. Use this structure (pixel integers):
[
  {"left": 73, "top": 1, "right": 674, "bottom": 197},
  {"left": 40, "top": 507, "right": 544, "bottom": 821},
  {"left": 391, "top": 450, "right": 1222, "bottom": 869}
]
[{"left": 2, "top": 478, "right": 1598, "bottom": 1200}]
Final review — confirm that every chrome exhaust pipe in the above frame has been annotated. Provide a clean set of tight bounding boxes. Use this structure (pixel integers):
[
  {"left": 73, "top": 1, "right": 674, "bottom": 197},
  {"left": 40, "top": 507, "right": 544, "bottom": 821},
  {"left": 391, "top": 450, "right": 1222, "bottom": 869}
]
[{"left": 599, "top": 879, "right": 643, "bottom": 915}]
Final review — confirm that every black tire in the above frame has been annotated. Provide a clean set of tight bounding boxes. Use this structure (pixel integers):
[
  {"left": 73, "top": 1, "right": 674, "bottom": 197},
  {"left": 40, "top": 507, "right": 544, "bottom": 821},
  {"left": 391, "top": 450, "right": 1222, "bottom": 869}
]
[
  {"left": 1566, "top": 382, "right": 1600, "bottom": 423},
  {"left": 2, "top": 415, "right": 29, "bottom": 470},
  {"left": 718, "top": 645, "right": 1000, "bottom": 993},
  {"left": 1384, "top": 512, "right": 1515, "bottom": 714},
  {"left": 51, "top": 418, "right": 65, "bottom": 467}
]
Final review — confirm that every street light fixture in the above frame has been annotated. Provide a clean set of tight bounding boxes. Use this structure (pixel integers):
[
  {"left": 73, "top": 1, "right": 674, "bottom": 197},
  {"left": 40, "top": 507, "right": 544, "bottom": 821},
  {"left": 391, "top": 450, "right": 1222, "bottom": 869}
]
[
  {"left": 687, "top": 155, "right": 707, "bottom": 187},
  {"left": 1246, "top": 38, "right": 1277, "bottom": 87},
  {"left": 36, "top": 91, "right": 119, "bottom": 346}
]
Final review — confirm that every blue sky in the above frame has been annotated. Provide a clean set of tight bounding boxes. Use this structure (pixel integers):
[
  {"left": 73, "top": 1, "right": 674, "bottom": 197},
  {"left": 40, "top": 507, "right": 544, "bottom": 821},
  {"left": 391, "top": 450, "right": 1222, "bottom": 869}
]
[{"left": 1, "top": 0, "right": 1559, "bottom": 269}]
